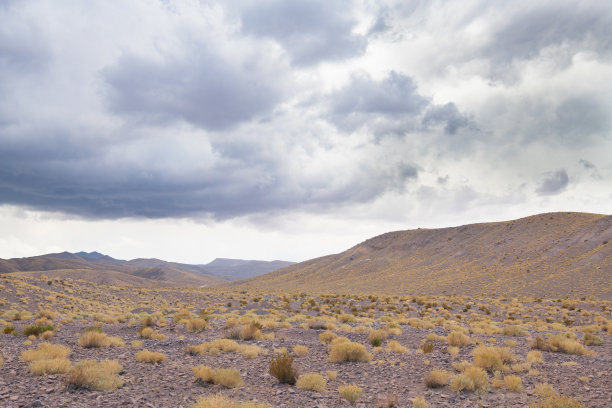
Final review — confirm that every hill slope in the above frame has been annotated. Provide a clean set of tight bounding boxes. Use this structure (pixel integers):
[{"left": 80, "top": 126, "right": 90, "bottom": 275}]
[
  {"left": 0, "top": 252, "right": 225, "bottom": 287},
  {"left": 202, "top": 258, "right": 295, "bottom": 280},
  {"left": 228, "top": 212, "right": 612, "bottom": 298}
]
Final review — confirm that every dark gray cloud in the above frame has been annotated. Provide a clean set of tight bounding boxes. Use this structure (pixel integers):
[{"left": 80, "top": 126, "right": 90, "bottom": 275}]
[
  {"left": 536, "top": 169, "right": 569, "bottom": 195},
  {"left": 239, "top": 0, "right": 367, "bottom": 66},
  {"left": 422, "top": 103, "right": 473, "bottom": 135},
  {"left": 327, "top": 71, "right": 429, "bottom": 135},
  {"left": 103, "top": 43, "right": 290, "bottom": 131}
]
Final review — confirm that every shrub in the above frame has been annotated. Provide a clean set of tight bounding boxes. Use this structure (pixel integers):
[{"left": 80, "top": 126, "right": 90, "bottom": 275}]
[
  {"left": 326, "top": 370, "right": 338, "bottom": 380},
  {"left": 135, "top": 350, "right": 165, "bottom": 364},
  {"left": 530, "top": 395, "right": 586, "bottom": 408},
  {"left": 173, "top": 308, "right": 192, "bottom": 322},
  {"left": 534, "top": 383, "right": 557, "bottom": 398},
  {"left": 227, "top": 323, "right": 261, "bottom": 341},
  {"left": 186, "top": 318, "right": 207, "bottom": 333},
  {"left": 503, "top": 325, "right": 527, "bottom": 336},
  {"left": 527, "top": 350, "right": 544, "bottom": 364},
  {"left": 269, "top": 352, "right": 298, "bottom": 384},
  {"left": 296, "top": 372, "right": 326, "bottom": 392},
  {"left": 319, "top": 331, "right": 337, "bottom": 344},
  {"left": 386, "top": 340, "right": 407, "bottom": 353},
  {"left": 213, "top": 368, "right": 244, "bottom": 388},
  {"left": 473, "top": 346, "right": 514, "bottom": 372},
  {"left": 583, "top": 333, "right": 603, "bottom": 346},
  {"left": 23, "top": 324, "right": 54, "bottom": 337},
  {"left": 329, "top": 341, "right": 372, "bottom": 363},
  {"left": 411, "top": 396, "right": 430, "bottom": 408},
  {"left": 293, "top": 345, "right": 309, "bottom": 356},
  {"left": 504, "top": 375, "right": 522, "bottom": 391},
  {"left": 3, "top": 326, "right": 16, "bottom": 335},
  {"left": 68, "top": 360, "right": 123, "bottom": 391},
  {"left": 447, "top": 331, "right": 471, "bottom": 347},
  {"left": 531, "top": 335, "right": 588, "bottom": 355},
  {"left": 339, "top": 385, "right": 362, "bottom": 405},
  {"left": 78, "top": 331, "right": 124, "bottom": 348},
  {"left": 450, "top": 366, "right": 489, "bottom": 392},
  {"left": 29, "top": 358, "right": 71, "bottom": 375},
  {"left": 421, "top": 342, "right": 434, "bottom": 353},
  {"left": 191, "top": 394, "right": 270, "bottom": 408},
  {"left": 424, "top": 369, "right": 449, "bottom": 388},
  {"left": 21, "top": 342, "right": 70, "bottom": 361},
  {"left": 368, "top": 329, "right": 388, "bottom": 346},
  {"left": 193, "top": 365, "right": 215, "bottom": 383}
]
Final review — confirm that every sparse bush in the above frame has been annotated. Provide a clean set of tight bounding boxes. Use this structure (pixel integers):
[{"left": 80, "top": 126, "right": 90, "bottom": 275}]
[
  {"left": 212, "top": 368, "right": 244, "bottom": 388},
  {"left": 173, "top": 308, "right": 192, "bottom": 322},
  {"left": 329, "top": 341, "right": 372, "bottom": 362},
  {"left": 386, "top": 340, "right": 407, "bottom": 353},
  {"left": 338, "top": 385, "right": 362, "bottom": 405},
  {"left": 583, "top": 333, "right": 603, "bottom": 346},
  {"left": 421, "top": 342, "right": 434, "bottom": 354},
  {"left": 23, "top": 324, "right": 54, "bottom": 337},
  {"left": 191, "top": 394, "right": 269, "bottom": 408},
  {"left": 293, "top": 345, "right": 309, "bottom": 356},
  {"left": 327, "top": 370, "right": 338, "bottom": 380},
  {"left": 504, "top": 375, "right": 522, "bottom": 391},
  {"left": 40, "top": 330, "right": 55, "bottom": 340},
  {"left": 450, "top": 366, "right": 489, "bottom": 392},
  {"left": 296, "top": 372, "right": 326, "bottom": 392},
  {"left": 186, "top": 318, "right": 207, "bottom": 333},
  {"left": 424, "top": 369, "right": 449, "bottom": 388},
  {"left": 534, "top": 383, "right": 557, "bottom": 398},
  {"left": 135, "top": 349, "right": 165, "bottom": 364},
  {"left": 21, "top": 342, "right": 70, "bottom": 361},
  {"left": 503, "top": 325, "right": 527, "bottom": 336},
  {"left": 527, "top": 350, "right": 543, "bottom": 364},
  {"left": 411, "top": 396, "right": 430, "bottom": 408},
  {"left": 29, "top": 358, "right": 71, "bottom": 375},
  {"left": 319, "top": 331, "right": 337, "bottom": 344},
  {"left": 78, "top": 331, "right": 124, "bottom": 348},
  {"left": 269, "top": 352, "right": 298, "bottom": 384},
  {"left": 68, "top": 360, "right": 123, "bottom": 391},
  {"left": 530, "top": 395, "right": 586, "bottom": 408},
  {"left": 193, "top": 365, "right": 215, "bottom": 383},
  {"left": 531, "top": 335, "right": 588, "bottom": 355},
  {"left": 473, "top": 345, "right": 514, "bottom": 372},
  {"left": 447, "top": 331, "right": 471, "bottom": 347}
]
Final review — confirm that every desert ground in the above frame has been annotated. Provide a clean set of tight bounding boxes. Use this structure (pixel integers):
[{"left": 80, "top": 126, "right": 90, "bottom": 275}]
[{"left": 0, "top": 274, "right": 610, "bottom": 407}]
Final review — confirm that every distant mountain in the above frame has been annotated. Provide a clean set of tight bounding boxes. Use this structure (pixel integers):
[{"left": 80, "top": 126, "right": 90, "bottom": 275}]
[
  {"left": 227, "top": 212, "right": 612, "bottom": 299},
  {"left": 201, "top": 258, "right": 295, "bottom": 280},
  {"left": 0, "top": 251, "right": 225, "bottom": 287}
]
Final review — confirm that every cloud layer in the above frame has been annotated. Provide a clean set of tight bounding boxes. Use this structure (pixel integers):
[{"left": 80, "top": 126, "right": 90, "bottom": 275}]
[{"left": 0, "top": 0, "right": 610, "bottom": 225}]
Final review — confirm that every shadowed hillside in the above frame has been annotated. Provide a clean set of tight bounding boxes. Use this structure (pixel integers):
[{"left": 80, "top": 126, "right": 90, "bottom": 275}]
[
  {"left": 201, "top": 258, "right": 295, "bottom": 280},
  {"left": 228, "top": 212, "right": 612, "bottom": 298}
]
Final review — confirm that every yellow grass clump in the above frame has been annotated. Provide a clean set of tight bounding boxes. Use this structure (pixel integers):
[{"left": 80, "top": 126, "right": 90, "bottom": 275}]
[
  {"left": 424, "top": 369, "right": 449, "bottom": 388},
  {"left": 186, "top": 318, "right": 207, "bottom": 333},
  {"left": 21, "top": 342, "right": 70, "bottom": 361},
  {"left": 450, "top": 366, "right": 489, "bottom": 392},
  {"left": 326, "top": 370, "right": 338, "bottom": 380},
  {"left": 296, "top": 373, "right": 326, "bottom": 392},
  {"left": 68, "top": 360, "right": 123, "bottom": 391},
  {"left": 329, "top": 341, "right": 372, "bottom": 363},
  {"left": 503, "top": 375, "right": 523, "bottom": 391},
  {"left": 293, "top": 345, "right": 309, "bottom": 356},
  {"left": 319, "top": 331, "right": 337, "bottom": 344},
  {"left": 193, "top": 366, "right": 244, "bottom": 388},
  {"left": 78, "top": 331, "right": 124, "bottom": 348},
  {"left": 338, "top": 385, "right": 362, "bottom": 405},
  {"left": 135, "top": 350, "right": 165, "bottom": 364},
  {"left": 29, "top": 359, "right": 71, "bottom": 375},
  {"left": 473, "top": 345, "right": 515, "bottom": 372},
  {"left": 386, "top": 340, "right": 408, "bottom": 353},
  {"left": 530, "top": 395, "right": 586, "bottom": 408},
  {"left": 191, "top": 394, "right": 269, "bottom": 408},
  {"left": 411, "top": 396, "right": 430, "bottom": 408},
  {"left": 531, "top": 335, "right": 589, "bottom": 355},
  {"left": 447, "top": 331, "right": 471, "bottom": 347}
]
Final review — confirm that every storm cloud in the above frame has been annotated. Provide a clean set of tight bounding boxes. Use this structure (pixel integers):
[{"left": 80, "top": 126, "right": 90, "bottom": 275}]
[{"left": 0, "top": 0, "right": 610, "bottom": 226}]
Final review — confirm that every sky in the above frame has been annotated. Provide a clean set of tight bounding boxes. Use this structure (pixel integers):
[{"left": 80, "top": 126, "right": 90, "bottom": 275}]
[{"left": 1, "top": 0, "right": 611, "bottom": 264}]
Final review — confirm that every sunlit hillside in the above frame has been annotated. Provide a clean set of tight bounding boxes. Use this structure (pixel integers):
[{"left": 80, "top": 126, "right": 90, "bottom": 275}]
[{"left": 228, "top": 212, "right": 612, "bottom": 298}]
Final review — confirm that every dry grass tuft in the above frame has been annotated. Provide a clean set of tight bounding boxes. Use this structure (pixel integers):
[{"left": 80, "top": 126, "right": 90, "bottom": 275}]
[
  {"left": 212, "top": 368, "right": 244, "bottom": 388},
  {"left": 29, "top": 358, "right": 71, "bottom": 375},
  {"left": 447, "top": 331, "right": 471, "bottom": 347},
  {"left": 411, "top": 396, "right": 430, "bottom": 408},
  {"left": 503, "top": 375, "right": 522, "bottom": 391},
  {"left": 191, "top": 394, "right": 269, "bottom": 408},
  {"left": 68, "top": 360, "right": 123, "bottom": 391},
  {"left": 319, "top": 331, "right": 337, "bottom": 344},
  {"left": 531, "top": 335, "right": 588, "bottom": 355},
  {"left": 424, "top": 369, "right": 449, "bottom": 388},
  {"left": 186, "top": 318, "right": 207, "bottom": 333},
  {"left": 386, "top": 340, "right": 407, "bottom": 353},
  {"left": 269, "top": 352, "right": 298, "bottom": 384},
  {"left": 473, "top": 345, "right": 515, "bottom": 372},
  {"left": 530, "top": 395, "right": 586, "bottom": 408},
  {"left": 329, "top": 341, "right": 372, "bottom": 362},
  {"left": 293, "top": 345, "right": 309, "bottom": 356},
  {"left": 450, "top": 366, "right": 489, "bottom": 392},
  {"left": 296, "top": 372, "right": 326, "bottom": 392},
  {"left": 338, "top": 385, "right": 362, "bottom": 405},
  {"left": 21, "top": 342, "right": 70, "bottom": 361},
  {"left": 78, "top": 331, "right": 124, "bottom": 348},
  {"left": 135, "top": 349, "right": 165, "bottom": 364}
]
